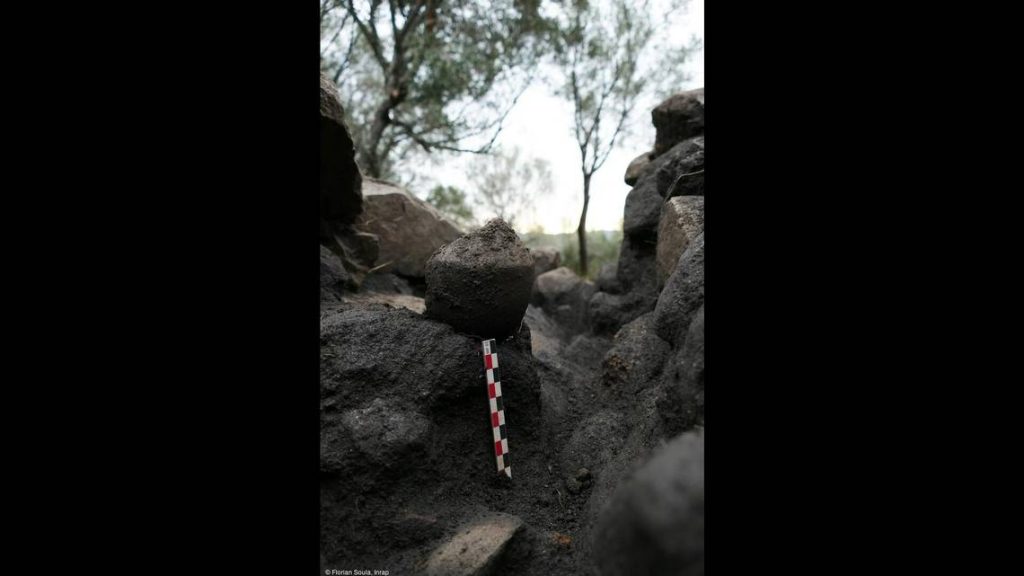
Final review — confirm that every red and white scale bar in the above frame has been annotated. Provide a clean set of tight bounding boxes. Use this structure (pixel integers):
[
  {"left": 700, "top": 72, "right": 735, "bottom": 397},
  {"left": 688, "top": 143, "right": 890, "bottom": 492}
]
[{"left": 482, "top": 339, "right": 511, "bottom": 478}]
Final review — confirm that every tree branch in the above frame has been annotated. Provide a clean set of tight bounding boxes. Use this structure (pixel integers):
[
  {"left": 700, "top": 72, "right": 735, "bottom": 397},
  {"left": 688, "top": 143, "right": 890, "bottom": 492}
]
[{"left": 345, "top": 0, "right": 389, "bottom": 73}]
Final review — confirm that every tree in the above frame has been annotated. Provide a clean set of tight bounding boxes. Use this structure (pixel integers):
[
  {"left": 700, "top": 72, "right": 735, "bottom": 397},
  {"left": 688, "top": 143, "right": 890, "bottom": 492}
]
[
  {"left": 555, "top": 0, "right": 690, "bottom": 276},
  {"left": 426, "top": 184, "right": 475, "bottom": 229},
  {"left": 320, "top": 0, "right": 550, "bottom": 180},
  {"left": 471, "top": 146, "right": 552, "bottom": 229}
]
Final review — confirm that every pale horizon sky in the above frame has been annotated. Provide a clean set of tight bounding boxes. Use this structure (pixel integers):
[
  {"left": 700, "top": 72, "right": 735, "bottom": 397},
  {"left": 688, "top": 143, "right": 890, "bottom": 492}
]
[{"left": 408, "top": 0, "right": 704, "bottom": 234}]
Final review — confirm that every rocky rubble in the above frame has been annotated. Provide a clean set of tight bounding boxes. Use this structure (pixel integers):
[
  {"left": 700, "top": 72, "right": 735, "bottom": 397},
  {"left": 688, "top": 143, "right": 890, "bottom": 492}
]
[{"left": 320, "top": 85, "right": 706, "bottom": 575}]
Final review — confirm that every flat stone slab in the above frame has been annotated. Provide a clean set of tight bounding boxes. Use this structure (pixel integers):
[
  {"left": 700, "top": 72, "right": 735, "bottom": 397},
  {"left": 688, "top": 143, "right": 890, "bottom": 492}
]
[{"left": 423, "top": 513, "right": 523, "bottom": 576}]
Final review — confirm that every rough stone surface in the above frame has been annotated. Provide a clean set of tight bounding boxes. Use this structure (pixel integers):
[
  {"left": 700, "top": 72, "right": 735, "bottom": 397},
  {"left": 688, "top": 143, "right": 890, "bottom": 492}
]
[
  {"left": 622, "top": 172, "right": 665, "bottom": 238},
  {"left": 590, "top": 237, "right": 660, "bottom": 335},
  {"left": 589, "top": 291, "right": 651, "bottom": 336},
  {"left": 601, "top": 313, "right": 672, "bottom": 397},
  {"left": 530, "top": 247, "right": 562, "bottom": 277},
  {"left": 595, "top": 263, "right": 621, "bottom": 294},
  {"left": 340, "top": 398, "right": 431, "bottom": 466},
  {"left": 357, "top": 178, "right": 462, "bottom": 278},
  {"left": 424, "top": 513, "right": 523, "bottom": 576},
  {"left": 653, "top": 233, "right": 705, "bottom": 347},
  {"left": 656, "top": 196, "right": 705, "bottom": 287},
  {"left": 564, "top": 334, "right": 614, "bottom": 372},
  {"left": 624, "top": 150, "right": 653, "bottom": 186},
  {"left": 321, "top": 306, "right": 476, "bottom": 406},
  {"left": 320, "top": 303, "right": 545, "bottom": 571},
  {"left": 343, "top": 292, "right": 426, "bottom": 313},
  {"left": 623, "top": 138, "right": 704, "bottom": 238},
  {"left": 321, "top": 244, "right": 355, "bottom": 302},
  {"left": 425, "top": 219, "right": 535, "bottom": 338},
  {"left": 531, "top": 267, "right": 595, "bottom": 337},
  {"left": 561, "top": 411, "right": 627, "bottom": 479},
  {"left": 360, "top": 272, "right": 415, "bottom": 295},
  {"left": 320, "top": 72, "right": 363, "bottom": 229},
  {"left": 652, "top": 88, "right": 705, "bottom": 157},
  {"left": 524, "top": 305, "right": 564, "bottom": 357},
  {"left": 657, "top": 137, "right": 705, "bottom": 199},
  {"left": 592, "top": 431, "right": 705, "bottom": 576},
  {"left": 578, "top": 387, "right": 665, "bottom": 565},
  {"left": 616, "top": 236, "right": 658, "bottom": 294},
  {"left": 660, "top": 305, "right": 705, "bottom": 434}
]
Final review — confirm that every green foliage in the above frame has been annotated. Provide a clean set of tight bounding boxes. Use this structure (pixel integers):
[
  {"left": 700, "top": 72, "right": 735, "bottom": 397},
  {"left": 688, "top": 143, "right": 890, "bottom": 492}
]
[{"left": 425, "top": 185, "right": 475, "bottom": 230}]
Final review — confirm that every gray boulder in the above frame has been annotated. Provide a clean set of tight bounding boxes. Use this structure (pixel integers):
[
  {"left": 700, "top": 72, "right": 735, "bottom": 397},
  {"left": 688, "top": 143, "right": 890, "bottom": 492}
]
[
  {"left": 319, "top": 72, "right": 362, "bottom": 229},
  {"left": 653, "top": 232, "right": 705, "bottom": 347},
  {"left": 623, "top": 138, "right": 704, "bottom": 238},
  {"left": 592, "top": 431, "right": 705, "bottom": 576},
  {"left": 530, "top": 247, "right": 561, "bottom": 277},
  {"left": 622, "top": 173, "right": 665, "bottom": 238},
  {"left": 561, "top": 411, "right": 627, "bottom": 480},
  {"left": 652, "top": 88, "right": 705, "bottom": 157},
  {"left": 595, "top": 263, "right": 621, "bottom": 294},
  {"left": 657, "top": 137, "right": 704, "bottom": 199},
  {"left": 531, "top": 266, "right": 595, "bottom": 337},
  {"left": 425, "top": 219, "right": 535, "bottom": 339},
  {"left": 590, "top": 238, "right": 660, "bottom": 335},
  {"left": 357, "top": 178, "right": 462, "bottom": 278},
  {"left": 656, "top": 196, "right": 705, "bottom": 287},
  {"left": 601, "top": 312, "right": 672, "bottom": 397},
  {"left": 659, "top": 305, "right": 705, "bottom": 434},
  {"left": 624, "top": 150, "right": 653, "bottom": 186}
]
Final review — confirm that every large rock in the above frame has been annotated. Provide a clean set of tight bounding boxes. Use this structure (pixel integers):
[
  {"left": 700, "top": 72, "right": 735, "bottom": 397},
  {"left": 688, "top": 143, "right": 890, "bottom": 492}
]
[
  {"left": 616, "top": 236, "right": 658, "bottom": 293},
  {"left": 657, "top": 136, "right": 704, "bottom": 199},
  {"left": 356, "top": 178, "right": 462, "bottom": 278},
  {"left": 653, "top": 233, "right": 705, "bottom": 347},
  {"left": 624, "top": 150, "right": 653, "bottom": 186},
  {"left": 320, "top": 72, "right": 363, "bottom": 229},
  {"left": 595, "top": 263, "right": 621, "bottom": 294},
  {"left": 531, "top": 266, "right": 595, "bottom": 337},
  {"left": 622, "top": 173, "right": 664, "bottom": 238},
  {"left": 425, "top": 219, "right": 535, "bottom": 339},
  {"left": 656, "top": 196, "right": 705, "bottom": 287},
  {"left": 623, "top": 138, "right": 704, "bottom": 238},
  {"left": 319, "top": 304, "right": 545, "bottom": 573},
  {"left": 530, "top": 247, "right": 561, "bottom": 277},
  {"left": 592, "top": 431, "right": 704, "bottom": 576},
  {"left": 601, "top": 312, "right": 672, "bottom": 397},
  {"left": 659, "top": 305, "right": 704, "bottom": 434},
  {"left": 424, "top": 513, "right": 524, "bottom": 576},
  {"left": 320, "top": 305, "right": 479, "bottom": 415},
  {"left": 578, "top": 387, "right": 665, "bottom": 563},
  {"left": 590, "top": 238, "right": 660, "bottom": 334},
  {"left": 590, "top": 290, "right": 657, "bottom": 336},
  {"left": 561, "top": 411, "right": 627, "bottom": 480},
  {"left": 652, "top": 88, "right": 705, "bottom": 157}
]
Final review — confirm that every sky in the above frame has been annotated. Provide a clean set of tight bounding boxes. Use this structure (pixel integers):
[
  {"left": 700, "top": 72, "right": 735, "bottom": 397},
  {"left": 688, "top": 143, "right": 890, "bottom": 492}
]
[{"left": 410, "top": 0, "right": 704, "bottom": 234}]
